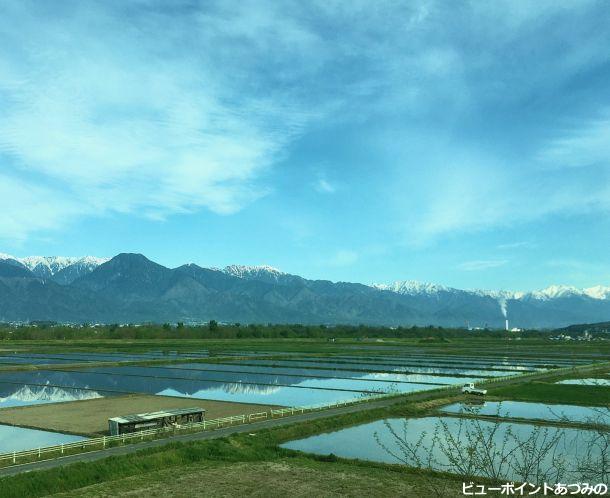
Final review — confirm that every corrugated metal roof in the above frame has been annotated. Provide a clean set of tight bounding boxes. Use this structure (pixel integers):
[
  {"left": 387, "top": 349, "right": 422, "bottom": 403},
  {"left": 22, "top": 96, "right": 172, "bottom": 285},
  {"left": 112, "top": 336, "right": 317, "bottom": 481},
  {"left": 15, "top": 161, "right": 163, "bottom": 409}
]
[{"left": 109, "top": 407, "right": 205, "bottom": 424}]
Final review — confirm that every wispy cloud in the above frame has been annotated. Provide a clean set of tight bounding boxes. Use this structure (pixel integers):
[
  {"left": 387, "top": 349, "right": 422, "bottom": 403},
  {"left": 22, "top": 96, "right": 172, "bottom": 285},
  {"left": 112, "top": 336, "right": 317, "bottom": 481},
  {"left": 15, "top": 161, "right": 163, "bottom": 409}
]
[
  {"left": 458, "top": 259, "right": 508, "bottom": 271},
  {"left": 328, "top": 250, "right": 359, "bottom": 267},
  {"left": 397, "top": 137, "right": 610, "bottom": 245},
  {"left": 314, "top": 178, "right": 337, "bottom": 194},
  {"left": 538, "top": 110, "right": 610, "bottom": 170},
  {"left": 544, "top": 259, "right": 610, "bottom": 286},
  {"left": 0, "top": 0, "right": 325, "bottom": 241},
  {"left": 0, "top": 174, "right": 82, "bottom": 243},
  {"left": 1, "top": 0, "right": 609, "bottom": 255},
  {"left": 546, "top": 259, "right": 587, "bottom": 269},
  {"left": 497, "top": 241, "right": 535, "bottom": 250}
]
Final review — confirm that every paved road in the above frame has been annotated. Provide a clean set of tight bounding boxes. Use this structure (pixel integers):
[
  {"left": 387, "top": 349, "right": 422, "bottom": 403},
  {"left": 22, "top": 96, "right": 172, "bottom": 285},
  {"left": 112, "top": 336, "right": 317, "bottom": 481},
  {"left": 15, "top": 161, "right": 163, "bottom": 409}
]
[{"left": 1, "top": 362, "right": 605, "bottom": 478}]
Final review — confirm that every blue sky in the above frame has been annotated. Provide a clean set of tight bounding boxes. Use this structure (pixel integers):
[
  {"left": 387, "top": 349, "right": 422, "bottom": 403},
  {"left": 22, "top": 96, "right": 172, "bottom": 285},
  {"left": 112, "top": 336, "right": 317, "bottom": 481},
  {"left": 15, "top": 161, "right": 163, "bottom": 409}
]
[{"left": 1, "top": 0, "right": 610, "bottom": 291}]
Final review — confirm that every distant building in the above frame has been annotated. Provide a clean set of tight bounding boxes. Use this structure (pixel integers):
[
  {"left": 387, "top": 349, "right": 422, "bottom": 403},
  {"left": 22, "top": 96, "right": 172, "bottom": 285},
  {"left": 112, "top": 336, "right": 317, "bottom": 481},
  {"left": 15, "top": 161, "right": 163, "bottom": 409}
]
[{"left": 109, "top": 407, "right": 205, "bottom": 436}]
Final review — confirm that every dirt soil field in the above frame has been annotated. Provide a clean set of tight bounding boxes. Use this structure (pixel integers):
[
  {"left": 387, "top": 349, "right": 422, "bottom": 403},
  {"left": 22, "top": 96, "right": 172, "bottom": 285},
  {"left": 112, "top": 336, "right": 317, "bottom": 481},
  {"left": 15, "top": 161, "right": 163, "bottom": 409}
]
[
  {"left": 0, "top": 395, "right": 280, "bottom": 436},
  {"left": 48, "top": 460, "right": 468, "bottom": 498}
]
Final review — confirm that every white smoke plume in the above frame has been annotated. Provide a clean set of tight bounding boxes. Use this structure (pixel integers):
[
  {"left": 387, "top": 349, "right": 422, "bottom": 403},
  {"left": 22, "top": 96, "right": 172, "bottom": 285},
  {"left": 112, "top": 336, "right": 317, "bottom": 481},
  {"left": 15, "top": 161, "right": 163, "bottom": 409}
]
[{"left": 498, "top": 298, "right": 508, "bottom": 318}]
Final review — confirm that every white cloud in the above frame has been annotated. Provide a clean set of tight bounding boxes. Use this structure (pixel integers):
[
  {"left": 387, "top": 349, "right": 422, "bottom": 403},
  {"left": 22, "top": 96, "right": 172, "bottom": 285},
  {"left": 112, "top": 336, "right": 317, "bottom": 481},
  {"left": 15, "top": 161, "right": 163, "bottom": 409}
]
[
  {"left": 314, "top": 178, "right": 337, "bottom": 194},
  {"left": 1, "top": 0, "right": 609, "bottom": 248},
  {"left": 392, "top": 128, "right": 610, "bottom": 245},
  {"left": 0, "top": 174, "right": 83, "bottom": 243},
  {"left": 0, "top": 0, "right": 323, "bottom": 240},
  {"left": 458, "top": 260, "right": 508, "bottom": 271},
  {"left": 538, "top": 112, "right": 610, "bottom": 169},
  {"left": 328, "top": 250, "right": 359, "bottom": 267},
  {"left": 497, "top": 241, "right": 535, "bottom": 250}
]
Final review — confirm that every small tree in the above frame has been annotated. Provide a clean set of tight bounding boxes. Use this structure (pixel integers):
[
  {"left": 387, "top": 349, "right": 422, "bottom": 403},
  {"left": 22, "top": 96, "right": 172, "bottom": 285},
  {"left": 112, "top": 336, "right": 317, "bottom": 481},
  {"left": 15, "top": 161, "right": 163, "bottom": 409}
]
[
  {"left": 552, "top": 379, "right": 610, "bottom": 484},
  {"left": 375, "top": 405, "right": 570, "bottom": 497}
]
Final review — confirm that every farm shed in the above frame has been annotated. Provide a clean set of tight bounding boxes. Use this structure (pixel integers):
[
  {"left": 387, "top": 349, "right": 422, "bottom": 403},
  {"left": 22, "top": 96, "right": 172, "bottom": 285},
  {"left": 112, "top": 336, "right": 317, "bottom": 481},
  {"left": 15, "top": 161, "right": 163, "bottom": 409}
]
[{"left": 109, "top": 407, "right": 205, "bottom": 435}]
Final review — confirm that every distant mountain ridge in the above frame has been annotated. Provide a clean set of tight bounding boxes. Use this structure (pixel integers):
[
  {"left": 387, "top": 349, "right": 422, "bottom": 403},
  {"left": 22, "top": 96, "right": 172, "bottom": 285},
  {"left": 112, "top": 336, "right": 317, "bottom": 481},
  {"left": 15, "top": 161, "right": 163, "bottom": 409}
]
[
  {"left": 374, "top": 280, "right": 610, "bottom": 302},
  {"left": 222, "top": 265, "right": 306, "bottom": 286},
  {"left": 0, "top": 252, "right": 609, "bottom": 328},
  {"left": 0, "top": 254, "right": 108, "bottom": 284}
]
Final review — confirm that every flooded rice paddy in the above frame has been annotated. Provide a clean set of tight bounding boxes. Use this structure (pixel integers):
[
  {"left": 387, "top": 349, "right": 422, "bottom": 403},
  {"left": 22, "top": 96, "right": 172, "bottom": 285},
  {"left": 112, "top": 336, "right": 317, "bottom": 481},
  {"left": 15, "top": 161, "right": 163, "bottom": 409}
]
[
  {"left": 0, "top": 384, "right": 106, "bottom": 408},
  {"left": 281, "top": 416, "right": 605, "bottom": 483},
  {"left": 0, "top": 425, "right": 85, "bottom": 453},
  {"left": 0, "top": 351, "right": 210, "bottom": 365},
  {"left": 0, "top": 348, "right": 597, "bottom": 455},
  {"left": 441, "top": 401, "right": 609, "bottom": 425},
  {"left": 154, "top": 362, "right": 484, "bottom": 385},
  {"left": 557, "top": 378, "right": 610, "bottom": 386},
  {"left": 0, "top": 368, "right": 442, "bottom": 407},
  {"left": 225, "top": 359, "right": 516, "bottom": 377}
]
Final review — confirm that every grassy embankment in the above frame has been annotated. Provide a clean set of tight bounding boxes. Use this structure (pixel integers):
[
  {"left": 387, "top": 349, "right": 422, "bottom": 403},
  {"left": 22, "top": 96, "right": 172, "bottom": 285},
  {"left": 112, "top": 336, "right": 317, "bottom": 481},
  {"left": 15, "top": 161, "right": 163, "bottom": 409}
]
[
  {"left": 2, "top": 334, "right": 608, "bottom": 358},
  {"left": 486, "top": 361, "right": 610, "bottom": 406},
  {"left": 1, "top": 336, "right": 605, "bottom": 377},
  {"left": 489, "top": 380, "right": 610, "bottom": 406},
  {"left": 0, "top": 323, "right": 607, "bottom": 358}
]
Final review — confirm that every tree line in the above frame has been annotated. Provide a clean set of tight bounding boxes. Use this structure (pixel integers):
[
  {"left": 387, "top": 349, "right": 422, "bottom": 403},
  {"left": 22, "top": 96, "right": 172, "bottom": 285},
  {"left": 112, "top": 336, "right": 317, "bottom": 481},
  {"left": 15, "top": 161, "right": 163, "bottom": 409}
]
[{"left": 0, "top": 322, "right": 557, "bottom": 341}]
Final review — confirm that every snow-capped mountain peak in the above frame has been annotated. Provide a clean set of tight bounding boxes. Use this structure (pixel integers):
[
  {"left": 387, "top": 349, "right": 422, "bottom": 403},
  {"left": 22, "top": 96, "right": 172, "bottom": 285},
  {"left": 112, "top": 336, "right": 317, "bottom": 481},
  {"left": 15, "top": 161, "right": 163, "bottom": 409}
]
[
  {"left": 0, "top": 253, "right": 23, "bottom": 265},
  {"left": 223, "top": 264, "right": 285, "bottom": 278},
  {"left": 20, "top": 256, "right": 76, "bottom": 274},
  {"left": 374, "top": 280, "right": 610, "bottom": 302},
  {"left": 583, "top": 285, "right": 610, "bottom": 300},
  {"left": 472, "top": 289, "right": 525, "bottom": 300},
  {"left": 373, "top": 280, "right": 450, "bottom": 295},
  {"left": 524, "top": 284, "right": 610, "bottom": 301},
  {"left": 221, "top": 264, "right": 304, "bottom": 286},
  {"left": 22, "top": 256, "right": 87, "bottom": 271},
  {"left": 19, "top": 256, "right": 108, "bottom": 278},
  {"left": 0, "top": 254, "right": 108, "bottom": 282},
  {"left": 526, "top": 285, "right": 581, "bottom": 300},
  {"left": 0, "top": 385, "right": 102, "bottom": 404}
]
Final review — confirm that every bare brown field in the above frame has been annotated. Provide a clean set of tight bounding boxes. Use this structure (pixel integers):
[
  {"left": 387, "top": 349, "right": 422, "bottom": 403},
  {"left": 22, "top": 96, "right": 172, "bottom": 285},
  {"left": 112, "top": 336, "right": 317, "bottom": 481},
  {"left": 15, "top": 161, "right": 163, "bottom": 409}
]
[
  {"left": 0, "top": 395, "right": 280, "bottom": 436},
  {"left": 49, "top": 459, "right": 468, "bottom": 498}
]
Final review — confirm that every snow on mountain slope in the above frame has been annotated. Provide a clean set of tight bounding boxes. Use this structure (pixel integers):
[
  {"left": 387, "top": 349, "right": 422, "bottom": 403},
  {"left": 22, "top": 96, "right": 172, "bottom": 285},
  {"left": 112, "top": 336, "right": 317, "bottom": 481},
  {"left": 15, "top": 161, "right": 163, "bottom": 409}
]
[
  {"left": 373, "top": 280, "right": 610, "bottom": 301},
  {"left": 221, "top": 264, "right": 302, "bottom": 284},
  {"left": 472, "top": 289, "right": 524, "bottom": 300},
  {"left": 20, "top": 256, "right": 107, "bottom": 277},
  {"left": 0, "top": 253, "right": 25, "bottom": 268},
  {"left": 583, "top": 285, "right": 610, "bottom": 300},
  {"left": 51, "top": 256, "right": 111, "bottom": 284},
  {"left": 525, "top": 285, "right": 610, "bottom": 301},
  {"left": 373, "top": 280, "right": 451, "bottom": 295},
  {"left": 3, "top": 253, "right": 609, "bottom": 302},
  {"left": 0, "top": 385, "right": 102, "bottom": 404},
  {"left": 1, "top": 253, "right": 608, "bottom": 327},
  {"left": 221, "top": 264, "right": 314, "bottom": 287},
  {"left": 223, "top": 265, "right": 285, "bottom": 278},
  {"left": 0, "top": 255, "right": 108, "bottom": 280}
]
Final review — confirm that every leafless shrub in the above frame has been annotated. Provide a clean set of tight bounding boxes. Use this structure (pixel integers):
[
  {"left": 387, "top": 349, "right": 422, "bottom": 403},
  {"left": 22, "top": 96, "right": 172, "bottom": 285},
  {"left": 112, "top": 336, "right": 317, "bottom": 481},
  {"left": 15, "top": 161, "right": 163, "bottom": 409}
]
[{"left": 374, "top": 405, "right": 577, "bottom": 496}]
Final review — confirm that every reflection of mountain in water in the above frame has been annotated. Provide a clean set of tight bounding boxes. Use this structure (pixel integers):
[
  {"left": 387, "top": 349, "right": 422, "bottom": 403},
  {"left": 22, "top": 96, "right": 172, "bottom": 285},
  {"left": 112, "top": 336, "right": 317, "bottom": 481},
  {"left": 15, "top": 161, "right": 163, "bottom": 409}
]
[
  {"left": 0, "top": 384, "right": 102, "bottom": 404},
  {"left": 219, "top": 382, "right": 281, "bottom": 395},
  {"left": 158, "top": 381, "right": 282, "bottom": 398},
  {"left": 0, "top": 370, "right": 287, "bottom": 399}
]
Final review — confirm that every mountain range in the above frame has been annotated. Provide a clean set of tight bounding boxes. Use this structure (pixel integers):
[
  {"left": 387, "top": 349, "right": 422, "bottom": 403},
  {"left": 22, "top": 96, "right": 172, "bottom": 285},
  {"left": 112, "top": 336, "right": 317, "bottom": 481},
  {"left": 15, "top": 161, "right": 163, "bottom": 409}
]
[{"left": 1, "top": 253, "right": 609, "bottom": 328}]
